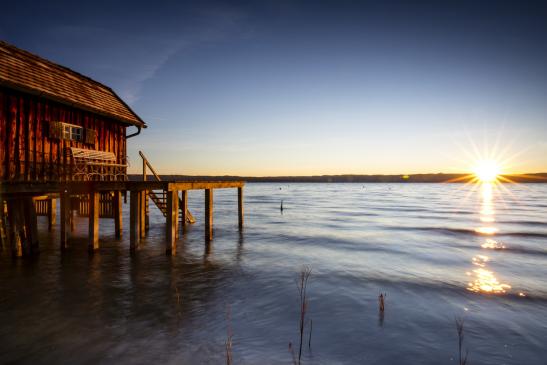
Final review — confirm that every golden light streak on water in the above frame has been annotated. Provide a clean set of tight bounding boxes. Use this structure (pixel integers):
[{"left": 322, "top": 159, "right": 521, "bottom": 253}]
[
  {"left": 472, "top": 255, "right": 490, "bottom": 267},
  {"left": 475, "top": 226, "right": 499, "bottom": 235},
  {"left": 481, "top": 238, "right": 505, "bottom": 250},
  {"left": 466, "top": 182, "right": 511, "bottom": 295},
  {"left": 467, "top": 268, "right": 512, "bottom": 294}
]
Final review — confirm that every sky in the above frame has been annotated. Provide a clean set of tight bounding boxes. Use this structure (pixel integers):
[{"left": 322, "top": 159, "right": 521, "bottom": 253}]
[{"left": 1, "top": 0, "right": 546, "bottom": 175}]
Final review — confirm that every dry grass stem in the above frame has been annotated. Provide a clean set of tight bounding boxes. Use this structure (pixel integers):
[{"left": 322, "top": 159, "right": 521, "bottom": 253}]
[
  {"left": 174, "top": 286, "right": 182, "bottom": 319},
  {"left": 455, "top": 317, "right": 469, "bottom": 365},
  {"left": 226, "top": 304, "right": 233, "bottom": 365},
  {"left": 378, "top": 292, "right": 386, "bottom": 313},
  {"left": 295, "top": 265, "right": 312, "bottom": 364},
  {"left": 289, "top": 342, "right": 298, "bottom": 365},
  {"left": 308, "top": 318, "right": 313, "bottom": 349}
]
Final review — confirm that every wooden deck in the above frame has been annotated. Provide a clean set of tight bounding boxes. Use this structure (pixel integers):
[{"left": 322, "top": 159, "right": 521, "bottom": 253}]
[
  {"left": 0, "top": 180, "right": 244, "bottom": 194},
  {"left": 0, "top": 180, "right": 245, "bottom": 257}
]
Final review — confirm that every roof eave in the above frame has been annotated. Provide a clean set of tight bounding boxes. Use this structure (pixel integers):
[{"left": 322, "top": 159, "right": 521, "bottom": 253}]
[{"left": 0, "top": 80, "right": 146, "bottom": 128}]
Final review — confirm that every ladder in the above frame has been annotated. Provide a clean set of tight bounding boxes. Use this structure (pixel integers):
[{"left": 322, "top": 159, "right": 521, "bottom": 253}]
[{"left": 139, "top": 151, "right": 196, "bottom": 223}]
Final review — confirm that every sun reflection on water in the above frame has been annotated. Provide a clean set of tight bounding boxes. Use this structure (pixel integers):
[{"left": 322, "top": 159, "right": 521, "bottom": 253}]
[
  {"left": 467, "top": 268, "right": 511, "bottom": 294},
  {"left": 466, "top": 182, "right": 511, "bottom": 295},
  {"left": 475, "top": 226, "right": 498, "bottom": 235},
  {"left": 481, "top": 238, "right": 505, "bottom": 250}
]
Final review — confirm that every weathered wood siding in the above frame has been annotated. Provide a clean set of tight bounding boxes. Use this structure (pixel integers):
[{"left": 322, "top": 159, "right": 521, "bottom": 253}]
[{"left": 0, "top": 87, "right": 127, "bottom": 182}]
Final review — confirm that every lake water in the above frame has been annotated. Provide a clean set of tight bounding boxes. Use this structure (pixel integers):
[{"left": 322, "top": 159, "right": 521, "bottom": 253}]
[{"left": 1, "top": 183, "right": 546, "bottom": 364}]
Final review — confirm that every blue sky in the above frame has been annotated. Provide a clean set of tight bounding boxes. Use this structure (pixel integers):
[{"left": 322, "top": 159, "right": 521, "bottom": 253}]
[{"left": 2, "top": 0, "right": 546, "bottom": 175}]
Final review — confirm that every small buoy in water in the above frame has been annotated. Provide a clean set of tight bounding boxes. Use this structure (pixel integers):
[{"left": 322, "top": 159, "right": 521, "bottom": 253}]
[{"left": 280, "top": 200, "right": 284, "bottom": 212}]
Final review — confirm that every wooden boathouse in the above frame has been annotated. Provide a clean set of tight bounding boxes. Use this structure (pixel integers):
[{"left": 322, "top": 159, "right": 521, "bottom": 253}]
[{"left": 0, "top": 40, "right": 244, "bottom": 257}]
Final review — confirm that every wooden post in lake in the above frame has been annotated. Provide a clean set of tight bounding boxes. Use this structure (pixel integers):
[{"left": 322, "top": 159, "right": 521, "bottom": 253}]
[
  {"left": 205, "top": 189, "right": 213, "bottom": 241},
  {"left": 113, "top": 190, "right": 122, "bottom": 239},
  {"left": 88, "top": 191, "right": 100, "bottom": 252},
  {"left": 5, "top": 197, "right": 38, "bottom": 256},
  {"left": 25, "top": 197, "right": 39, "bottom": 254},
  {"left": 166, "top": 190, "right": 178, "bottom": 255},
  {"left": 47, "top": 198, "right": 56, "bottom": 232},
  {"left": 143, "top": 159, "right": 150, "bottom": 232},
  {"left": 0, "top": 201, "right": 7, "bottom": 249},
  {"left": 181, "top": 190, "right": 188, "bottom": 231},
  {"left": 130, "top": 190, "right": 140, "bottom": 252},
  {"left": 6, "top": 200, "right": 23, "bottom": 257},
  {"left": 139, "top": 191, "right": 146, "bottom": 238},
  {"left": 238, "top": 187, "right": 244, "bottom": 230},
  {"left": 60, "top": 191, "right": 70, "bottom": 250}
]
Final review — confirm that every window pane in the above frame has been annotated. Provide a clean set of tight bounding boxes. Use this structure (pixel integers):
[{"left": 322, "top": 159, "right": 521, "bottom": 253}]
[{"left": 72, "top": 128, "right": 82, "bottom": 141}]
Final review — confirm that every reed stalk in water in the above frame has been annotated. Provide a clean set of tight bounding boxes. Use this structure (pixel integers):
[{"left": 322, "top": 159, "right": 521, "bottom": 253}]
[
  {"left": 295, "top": 265, "right": 312, "bottom": 364},
  {"left": 226, "top": 304, "right": 233, "bottom": 365},
  {"left": 288, "top": 342, "right": 297, "bottom": 365},
  {"left": 378, "top": 292, "right": 386, "bottom": 313},
  {"left": 308, "top": 318, "right": 313, "bottom": 349},
  {"left": 455, "top": 317, "right": 469, "bottom": 365}
]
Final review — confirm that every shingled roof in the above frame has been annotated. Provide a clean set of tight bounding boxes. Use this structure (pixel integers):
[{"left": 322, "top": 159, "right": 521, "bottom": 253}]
[{"left": 0, "top": 40, "right": 145, "bottom": 127}]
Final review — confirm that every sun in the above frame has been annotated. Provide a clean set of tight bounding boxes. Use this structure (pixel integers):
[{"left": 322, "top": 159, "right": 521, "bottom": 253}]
[{"left": 473, "top": 159, "right": 501, "bottom": 182}]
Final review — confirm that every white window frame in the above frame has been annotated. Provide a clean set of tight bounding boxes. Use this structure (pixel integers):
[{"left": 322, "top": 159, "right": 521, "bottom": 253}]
[{"left": 61, "top": 123, "right": 84, "bottom": 142}]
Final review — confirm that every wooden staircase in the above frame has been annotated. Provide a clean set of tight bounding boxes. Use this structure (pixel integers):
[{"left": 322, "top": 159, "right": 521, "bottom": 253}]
[{"left": 140, "top": 151, "right": 196, "bottom": 223}]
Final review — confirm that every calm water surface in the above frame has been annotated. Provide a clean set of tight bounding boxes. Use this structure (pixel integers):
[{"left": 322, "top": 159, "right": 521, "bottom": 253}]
[{"left": 1, "top": 183, "right": 546, "bottom": 364}]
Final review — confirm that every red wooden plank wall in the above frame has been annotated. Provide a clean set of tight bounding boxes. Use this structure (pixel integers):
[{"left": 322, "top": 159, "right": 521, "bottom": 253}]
[{"left": 0, "top": 87, "right": 127, "bottom": 182}]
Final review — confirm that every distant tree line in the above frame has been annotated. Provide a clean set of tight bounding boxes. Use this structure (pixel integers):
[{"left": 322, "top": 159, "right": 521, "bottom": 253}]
[{"left": 128, "top": 173, "right": 547, "bottom": 183}]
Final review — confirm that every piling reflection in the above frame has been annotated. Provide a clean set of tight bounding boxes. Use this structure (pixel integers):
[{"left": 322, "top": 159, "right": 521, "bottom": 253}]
[{"left": 467, "top": 182, "right": 511, "bottom": 294}]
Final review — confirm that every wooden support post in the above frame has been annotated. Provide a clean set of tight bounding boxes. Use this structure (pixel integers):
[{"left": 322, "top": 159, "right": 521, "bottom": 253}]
[
  {"left": 144, "top": 191, "right": 150, "bottom": 231},
  {"left": 130, "top": 190, "right": 140, "bottom": 252},
  {"left": 139, "top": 191, "right": 146, "bottom": 238},
  {"left": 238, "top": 187, "right": 244, "bottom": 230},
  {"left": 0, "top": 201, "right": 6, "bottom": 250},
  {"left": 47, "top": 198, "right": 56, "bottom": 232},
  {"left": 5, "top": 198, "right": 38, "bottom": 256},
  {"left": 88, "top": 191, "right": 99, "bottom": 252},
  {"left": 205, "top": 189, "right": 213, "bottom": 241},
  {"left": 60, "top": 191, "right": 70, "bottom": 250},
  {"left": 181, "top": 190, "right": 188, "bottom": 229},
  {"left": 6, "top": 201, "right": 22, "bottom": 257},
  {"left": 70, "top": 208, "right": 75, "bottom": 232},
  {"left": 166, "top": 190, "right": 178, "bottom": 255},
  {"left": 175, "top": 191, "right": 179, "bottom": 240},
  {"left": 113, "top": 191, "right": 122, "bottom": 239},
  {"left": 25, "top": 197, "right": 38, "bottom": 254}
]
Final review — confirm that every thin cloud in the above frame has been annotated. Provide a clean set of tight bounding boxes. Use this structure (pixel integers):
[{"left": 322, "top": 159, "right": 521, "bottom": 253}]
[{"left": 40, "top": 5, "right": 250, "bottom": 104}]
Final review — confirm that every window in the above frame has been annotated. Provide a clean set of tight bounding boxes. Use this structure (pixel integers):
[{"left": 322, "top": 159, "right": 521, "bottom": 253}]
[
  {"left": 49, "top": 121, "right": 96, "bottom": 144},
  {"left": 62, "top": 124, "right": 83, "bottom": 142}
]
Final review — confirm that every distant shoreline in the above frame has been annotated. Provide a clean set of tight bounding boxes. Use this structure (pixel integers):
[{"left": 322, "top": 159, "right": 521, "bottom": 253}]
[{"left": 129, "top": 173, "right": 547, "bottom": 183}]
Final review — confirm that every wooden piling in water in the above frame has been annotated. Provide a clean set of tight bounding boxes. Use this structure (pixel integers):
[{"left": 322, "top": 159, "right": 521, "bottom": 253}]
[
  {"left": 0, "top": 201, "right": 7, "bottom": 249},
  {"left": 5, "top": 197, "right": 38, "bottom": 256},
  {"left": 113, "top": 191, "right": 122, "bottom": 239},
  {"left": 25, "top": 197, "right": 39, "bottom": 254},
  {"left": 205, "top": 189, "right": 213, "bottom": 241},
  {"left": 47, "top": 198, "right": 56, "bottom": 232},
  {"left": 238, "top": 187, "right": 244, "bottom": 230},
  {"left": 6, "top": 200, "right": 23, "bottom": 257},
  {"left": 60, "top": 191, "right": 70, "bottom": 250},
  {"left": 166, "top": 190, "right": 178, "bottom": 255},
  {"left": 130, "top": 190, "right": 140, "bottom": 252},
  {"left": 181, "top": 190, "right": 188, "bottom": 231},
  {"left": 139, "top": 191, "right": 146, "bottom": 238},
  {"left": 88, "top": 191, "right": 99, "bottom": 252}
]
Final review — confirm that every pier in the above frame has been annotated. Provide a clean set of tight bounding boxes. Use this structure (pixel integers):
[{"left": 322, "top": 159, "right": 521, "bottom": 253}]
[{"left": 1, "top": 180, "right": 244, "bottom": 256}]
